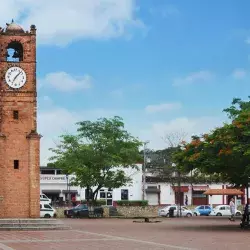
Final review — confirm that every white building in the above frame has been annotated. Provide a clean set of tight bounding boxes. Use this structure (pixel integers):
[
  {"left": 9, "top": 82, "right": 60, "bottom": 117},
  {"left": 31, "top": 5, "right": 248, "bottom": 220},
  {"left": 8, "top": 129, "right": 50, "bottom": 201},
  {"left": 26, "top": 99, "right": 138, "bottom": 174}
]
[
  {"left": 40, "top": 165, "right": 142, "bottom": 205},
  {"left": 145, "top": 177, "right": 246, "bottom": 207},
  {"left": 40, "top": 166, "right": 247, "bottom": 207}
]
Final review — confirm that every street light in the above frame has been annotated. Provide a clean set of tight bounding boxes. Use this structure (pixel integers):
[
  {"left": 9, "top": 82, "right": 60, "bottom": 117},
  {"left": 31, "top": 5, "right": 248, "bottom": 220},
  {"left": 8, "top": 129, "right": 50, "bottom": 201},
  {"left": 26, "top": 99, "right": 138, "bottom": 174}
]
[
  {"left": 142, "top": 140, "right": 150, "bottom": 201},
  {"left": 66, "top": 174, "right": 69, "bottom": 204}
]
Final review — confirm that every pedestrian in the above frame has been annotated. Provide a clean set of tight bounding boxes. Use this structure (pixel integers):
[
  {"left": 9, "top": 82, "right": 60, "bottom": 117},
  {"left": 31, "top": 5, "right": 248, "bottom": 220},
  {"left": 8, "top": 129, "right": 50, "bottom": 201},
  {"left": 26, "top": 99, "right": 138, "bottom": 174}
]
[
  {"left": 185, "top": 195, "right": 188, "bottom": 206},
  {"left": 229, "top": 198, "right": 235, "bottom": 221}
]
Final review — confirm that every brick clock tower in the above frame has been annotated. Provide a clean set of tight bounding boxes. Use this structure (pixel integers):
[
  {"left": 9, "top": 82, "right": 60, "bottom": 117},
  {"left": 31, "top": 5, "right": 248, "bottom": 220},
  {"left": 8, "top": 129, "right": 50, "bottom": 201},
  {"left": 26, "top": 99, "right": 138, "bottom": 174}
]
[{"left": 0, "top": 20, "right": 41, "bottom": 218}]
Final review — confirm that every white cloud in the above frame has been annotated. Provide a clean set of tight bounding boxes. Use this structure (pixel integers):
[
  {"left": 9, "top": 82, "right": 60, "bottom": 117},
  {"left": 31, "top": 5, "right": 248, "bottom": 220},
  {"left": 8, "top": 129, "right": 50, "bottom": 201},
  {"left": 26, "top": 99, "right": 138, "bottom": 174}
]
[
  {"left": 232, "top": 69, "right": 247, "bottom": 79},
  {"left": 173, "top": 71, "right": 214, "bottom": 86},
  {"left": 40, "top": 72, "right": 93, "bottom": 92},
  {"left": 139, "top": 116, "right": 225, "bottom": 150},
  {"left": 145, "top": 102, "right": 182, "bottom": 114},
  {"left": 245, "top": 37, "right": 250, "bottom": 44},
  {"left": 0, "top": 0, "right": 145, "bottom": 46},
  {"left": 38, "top": 105, "right": 118, "bottom": 165}
]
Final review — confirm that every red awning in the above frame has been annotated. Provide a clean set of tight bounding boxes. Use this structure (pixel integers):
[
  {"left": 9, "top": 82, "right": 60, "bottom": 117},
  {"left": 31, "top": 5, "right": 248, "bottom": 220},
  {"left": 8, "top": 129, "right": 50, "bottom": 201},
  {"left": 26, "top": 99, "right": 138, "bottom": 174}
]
[
  {"left": 192, "top": 186, "right": 209, "bottom": 191},
  {"left": 172, "top": 186, "right": 189, "bottom": 192}
]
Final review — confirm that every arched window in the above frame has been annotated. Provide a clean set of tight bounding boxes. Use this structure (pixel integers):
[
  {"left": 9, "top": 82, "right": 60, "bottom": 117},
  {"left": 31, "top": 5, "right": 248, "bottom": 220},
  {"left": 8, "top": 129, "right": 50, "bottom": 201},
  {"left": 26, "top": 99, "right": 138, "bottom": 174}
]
[{"left": 6, "top": 41, "right": 23, "bottom": 62}]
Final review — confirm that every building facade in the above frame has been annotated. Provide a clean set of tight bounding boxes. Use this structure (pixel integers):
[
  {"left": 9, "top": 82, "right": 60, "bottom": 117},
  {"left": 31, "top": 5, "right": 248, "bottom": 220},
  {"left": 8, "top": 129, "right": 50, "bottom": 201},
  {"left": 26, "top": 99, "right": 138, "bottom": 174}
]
[
  {"left": 40, "top": 165, "right": 247, "bottom": 208},
  {"left": 40, "top": 165, "right": 142, "bottom": 206},
  {"left": 0, "top": 21, "right": 41, "bottom": 218},
  {"left": 145, "top": 180, "right": 246, "bottom": 207}
]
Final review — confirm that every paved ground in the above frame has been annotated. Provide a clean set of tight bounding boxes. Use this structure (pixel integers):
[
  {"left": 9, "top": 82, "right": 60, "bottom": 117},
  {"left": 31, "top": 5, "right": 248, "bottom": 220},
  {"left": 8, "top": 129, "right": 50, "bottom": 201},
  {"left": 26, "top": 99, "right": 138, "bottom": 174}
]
[{"left": 0, "top": 217, "right": 248, "bottom": 250}]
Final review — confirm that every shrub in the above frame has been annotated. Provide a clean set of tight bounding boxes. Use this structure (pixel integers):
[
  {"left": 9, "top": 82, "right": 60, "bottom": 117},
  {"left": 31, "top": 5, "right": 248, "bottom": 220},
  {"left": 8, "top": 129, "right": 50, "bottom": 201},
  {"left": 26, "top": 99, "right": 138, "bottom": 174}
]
[
  {"left": 80, "top": 199, "right": 106, "bottom": 206},
  {"left": 115, "top": 200, "right": 148, "bottom": 206}
]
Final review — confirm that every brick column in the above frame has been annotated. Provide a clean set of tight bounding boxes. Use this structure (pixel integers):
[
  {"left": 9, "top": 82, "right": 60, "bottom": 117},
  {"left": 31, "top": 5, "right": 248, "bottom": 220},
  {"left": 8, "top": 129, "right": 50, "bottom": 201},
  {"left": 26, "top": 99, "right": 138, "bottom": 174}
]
[
  {"left": 27, "top": 131, "right": 42, "bottom": 218},
  {"left": 0, "top": 133, "right": 6, "bottom": 218}
]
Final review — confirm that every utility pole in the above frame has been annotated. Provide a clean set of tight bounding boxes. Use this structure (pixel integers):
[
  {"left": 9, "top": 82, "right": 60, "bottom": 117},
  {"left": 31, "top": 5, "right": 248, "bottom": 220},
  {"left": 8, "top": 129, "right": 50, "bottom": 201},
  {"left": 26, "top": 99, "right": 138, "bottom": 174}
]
[
  {"left": 142, "top": 140, "right": 149, "bottom": 200},
  {"left": 173, "top": 163, "right": 182, "bottom": 217}
]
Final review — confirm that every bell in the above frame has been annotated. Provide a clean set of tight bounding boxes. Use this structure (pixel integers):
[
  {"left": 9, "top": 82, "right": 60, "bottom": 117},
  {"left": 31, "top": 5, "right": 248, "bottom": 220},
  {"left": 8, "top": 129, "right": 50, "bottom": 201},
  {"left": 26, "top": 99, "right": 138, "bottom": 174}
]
[{"left": 12, "top": 50, "right": 19, "bottom": 58}]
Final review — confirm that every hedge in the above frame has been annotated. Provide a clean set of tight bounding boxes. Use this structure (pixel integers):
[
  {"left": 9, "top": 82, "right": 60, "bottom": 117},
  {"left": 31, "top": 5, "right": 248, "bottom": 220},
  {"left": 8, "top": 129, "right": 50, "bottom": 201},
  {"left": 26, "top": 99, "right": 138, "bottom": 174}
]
[
  {"left": 80, "top": 200, "right": 106, "bottom": 206},
  {"left": 115, "top": 200, "right": 148, "bottom": 206}
]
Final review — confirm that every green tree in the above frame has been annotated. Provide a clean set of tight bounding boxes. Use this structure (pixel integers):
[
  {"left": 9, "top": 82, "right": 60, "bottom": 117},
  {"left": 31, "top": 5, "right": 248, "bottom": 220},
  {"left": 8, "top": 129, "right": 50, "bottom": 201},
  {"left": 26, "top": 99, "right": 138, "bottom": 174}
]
[
  {"left": 49, "top": 116, "right": 142, "bottom": 203},
  {"left": 174, "top": 97, "right": 250, "bottom": 187}
]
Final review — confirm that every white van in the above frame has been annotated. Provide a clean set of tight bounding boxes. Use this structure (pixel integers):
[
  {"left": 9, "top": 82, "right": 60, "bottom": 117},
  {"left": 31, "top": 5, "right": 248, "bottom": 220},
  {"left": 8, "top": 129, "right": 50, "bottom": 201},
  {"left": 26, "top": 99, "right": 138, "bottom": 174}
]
[
  {"left": 40, "top": 203, "right": 57, "bottom": 218},
  {"left": 40, "top": 193, "right": 52, "bottom": 204}
]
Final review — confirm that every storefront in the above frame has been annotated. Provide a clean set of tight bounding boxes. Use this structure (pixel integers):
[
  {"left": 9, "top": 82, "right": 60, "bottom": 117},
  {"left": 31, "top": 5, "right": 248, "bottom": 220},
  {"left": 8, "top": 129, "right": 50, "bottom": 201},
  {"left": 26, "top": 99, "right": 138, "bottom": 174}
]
[{"left": 192, "top": 186, "right": 209, "bottom": 205}]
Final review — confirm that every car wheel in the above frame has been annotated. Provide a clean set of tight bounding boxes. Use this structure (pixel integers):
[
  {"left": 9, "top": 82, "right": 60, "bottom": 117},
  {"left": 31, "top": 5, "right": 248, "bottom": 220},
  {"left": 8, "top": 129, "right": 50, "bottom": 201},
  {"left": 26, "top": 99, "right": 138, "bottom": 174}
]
[
  {"left": 44, "top": 214, "right": 51, "bottom": 218},
  {"left": 236, "top": 212, "right": 241, "bottom": 216},
  {"left": 186, "top": 213, "right": 192, "bottom": 217},
  {"left": 194, "top": 212, "right": 197, "bottom": 216},
  {"left": 216, "top": 213, "right": 222, "bottom": 216}
]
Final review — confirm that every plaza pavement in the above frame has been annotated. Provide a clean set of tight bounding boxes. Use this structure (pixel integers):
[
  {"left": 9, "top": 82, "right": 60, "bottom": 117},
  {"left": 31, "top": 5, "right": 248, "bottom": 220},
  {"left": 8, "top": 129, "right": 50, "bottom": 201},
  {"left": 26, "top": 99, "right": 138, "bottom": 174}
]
[{"left": 0, "top": 217, "right": 248, "bottom": 250}]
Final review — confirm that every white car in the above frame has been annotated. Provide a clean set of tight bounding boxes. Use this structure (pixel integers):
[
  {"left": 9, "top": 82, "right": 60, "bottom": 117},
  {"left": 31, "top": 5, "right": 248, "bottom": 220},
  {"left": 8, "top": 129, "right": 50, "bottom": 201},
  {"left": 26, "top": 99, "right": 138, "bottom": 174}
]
[
  {"left": 159, "top": 205, "right": 193, "bottom": 217},
  {"left": 210, "top": 205, "right": 242, "bottom": 216},
  {"left": 40, "top": 203, "right": 57, "bottom": 218},
  {"left": 40, "top": 193, "right": 52, "bottom": 204}
]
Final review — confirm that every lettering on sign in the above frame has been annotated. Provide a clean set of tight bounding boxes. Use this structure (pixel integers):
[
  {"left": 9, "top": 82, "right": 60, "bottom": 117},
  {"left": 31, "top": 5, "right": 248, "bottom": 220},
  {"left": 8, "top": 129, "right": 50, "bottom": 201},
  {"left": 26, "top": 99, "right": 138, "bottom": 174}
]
[{"left": 40, "top": 176, "right": 66, "bottom": 181}]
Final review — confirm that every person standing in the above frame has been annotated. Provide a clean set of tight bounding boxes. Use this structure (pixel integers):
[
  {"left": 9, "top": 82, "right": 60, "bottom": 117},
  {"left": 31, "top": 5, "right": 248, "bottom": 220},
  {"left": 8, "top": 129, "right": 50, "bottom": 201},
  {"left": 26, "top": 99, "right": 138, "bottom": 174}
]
[
  {"left": 185, "top": 195, "right": 188, "bottom": 206},
  {"left": 229, "top": 198, "right": 235, "bottom": 221}
]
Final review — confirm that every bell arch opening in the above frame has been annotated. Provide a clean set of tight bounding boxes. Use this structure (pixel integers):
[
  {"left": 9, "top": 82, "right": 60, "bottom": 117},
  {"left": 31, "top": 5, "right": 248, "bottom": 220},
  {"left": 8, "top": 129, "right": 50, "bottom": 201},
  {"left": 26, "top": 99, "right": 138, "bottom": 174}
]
[{"left": 6, "top": 41, "right": 23, "bottom": 62}]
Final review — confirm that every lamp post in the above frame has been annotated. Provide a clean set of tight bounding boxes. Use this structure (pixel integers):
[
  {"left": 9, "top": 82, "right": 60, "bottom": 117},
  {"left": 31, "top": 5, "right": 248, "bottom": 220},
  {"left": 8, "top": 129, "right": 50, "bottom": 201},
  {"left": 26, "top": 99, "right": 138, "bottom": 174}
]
[
  {"left": 142, "top": 140, "right": 150, "bottom": 201},
  {"left": 66, "top": 174, "right": 69, "bottom": 204}
]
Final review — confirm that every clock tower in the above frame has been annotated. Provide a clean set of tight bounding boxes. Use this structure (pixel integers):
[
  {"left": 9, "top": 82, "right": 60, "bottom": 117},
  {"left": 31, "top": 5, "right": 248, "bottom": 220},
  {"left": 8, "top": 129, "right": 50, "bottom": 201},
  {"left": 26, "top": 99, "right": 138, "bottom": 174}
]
[{"left": 0, "top": 20, "right": 41, "bottom": 218}]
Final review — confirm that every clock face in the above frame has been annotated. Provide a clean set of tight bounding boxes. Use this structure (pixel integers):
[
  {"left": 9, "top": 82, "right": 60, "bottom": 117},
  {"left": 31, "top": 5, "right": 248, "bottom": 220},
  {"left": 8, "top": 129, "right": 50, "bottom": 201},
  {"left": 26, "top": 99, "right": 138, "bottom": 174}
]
[{"left": 5, "top": 67, "right": 27, "bottom": 89}]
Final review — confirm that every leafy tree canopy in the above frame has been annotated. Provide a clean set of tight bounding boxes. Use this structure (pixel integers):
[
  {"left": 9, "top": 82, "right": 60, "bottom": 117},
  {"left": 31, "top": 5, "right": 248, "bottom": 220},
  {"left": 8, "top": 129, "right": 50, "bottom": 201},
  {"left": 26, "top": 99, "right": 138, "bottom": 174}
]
[
  {"left": 174, "top": 97, "right": 250, "bottom": 186},
  {"left": 49, "top": 116, "right": 142, "bottom": 201}
]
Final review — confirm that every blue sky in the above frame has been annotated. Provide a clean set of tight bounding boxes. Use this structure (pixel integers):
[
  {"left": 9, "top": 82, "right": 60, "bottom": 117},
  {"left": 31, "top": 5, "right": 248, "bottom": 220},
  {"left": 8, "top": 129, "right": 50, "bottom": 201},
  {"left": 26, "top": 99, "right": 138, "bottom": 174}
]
[{"left": 0, "top": 0, "right": 249, "bottom": 164}]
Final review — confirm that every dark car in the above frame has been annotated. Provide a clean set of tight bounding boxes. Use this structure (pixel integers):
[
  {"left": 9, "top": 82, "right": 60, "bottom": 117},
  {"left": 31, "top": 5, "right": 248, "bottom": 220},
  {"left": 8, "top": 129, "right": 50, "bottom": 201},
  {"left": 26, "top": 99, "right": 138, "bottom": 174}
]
[{"left": 64, "top": 204, "right": 104, "bottom": 218}]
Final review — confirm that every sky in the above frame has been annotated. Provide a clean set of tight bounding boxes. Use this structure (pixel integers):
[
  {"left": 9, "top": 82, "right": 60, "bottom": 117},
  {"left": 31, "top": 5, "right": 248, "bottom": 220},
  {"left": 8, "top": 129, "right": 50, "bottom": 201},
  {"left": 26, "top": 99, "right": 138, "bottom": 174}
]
[{"left": 0, "top": 0, "right": 249, "bottom": 165}]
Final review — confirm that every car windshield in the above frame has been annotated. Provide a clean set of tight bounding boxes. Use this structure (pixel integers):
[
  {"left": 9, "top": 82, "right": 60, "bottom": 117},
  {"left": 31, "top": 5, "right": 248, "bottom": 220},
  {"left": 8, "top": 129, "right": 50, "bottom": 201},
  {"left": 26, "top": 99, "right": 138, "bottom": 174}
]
[{"left": 74, "top": 204, "right": 85, "bottom": 208}]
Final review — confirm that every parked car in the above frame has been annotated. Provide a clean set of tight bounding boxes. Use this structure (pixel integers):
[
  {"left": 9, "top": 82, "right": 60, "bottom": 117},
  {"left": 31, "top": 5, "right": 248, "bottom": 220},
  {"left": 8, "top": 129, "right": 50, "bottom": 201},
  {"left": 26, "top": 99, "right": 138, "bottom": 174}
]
[
  {"left": 64, "top": 204, "right": 104, "bottom": 218},
  {"left": 40, "top": 203, "right": 57, "bottom": 218},
  {"left": 210, "top": 205, "right": 242, "bottom": 216},
  {"left": 159, "top": 205, "right": 193, "bottom": 217},
  {"left": 193, "top": 205, "right": 212, "bottom": 216},
  {"left": 40, "top": 193, "right": 52, "bottom": 205}
]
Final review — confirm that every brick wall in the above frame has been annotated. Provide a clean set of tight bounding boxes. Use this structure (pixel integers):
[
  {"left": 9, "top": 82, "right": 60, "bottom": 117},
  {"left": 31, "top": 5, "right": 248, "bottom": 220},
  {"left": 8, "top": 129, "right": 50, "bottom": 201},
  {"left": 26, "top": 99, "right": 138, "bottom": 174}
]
[{"left": 0, "top": 25, "right": 40, "bottom": 218}]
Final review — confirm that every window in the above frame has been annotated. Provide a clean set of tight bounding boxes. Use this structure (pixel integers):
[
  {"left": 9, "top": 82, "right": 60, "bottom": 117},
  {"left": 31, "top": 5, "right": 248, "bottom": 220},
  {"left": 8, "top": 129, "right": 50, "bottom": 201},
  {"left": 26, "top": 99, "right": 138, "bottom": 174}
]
[
  {"left": 100, "top": 191, "right": 106, "bottom": 199},
  {"left": 13, "top": 110, "right": 19, "bottom": 120},
  {"left": 6, "top": 41, "right": 23, "bottom": 62},
  {"left": 200, "top": 206, "right": 205, "bottom": 210},
  {"left": 205, "top": 206, "right": 211, "bottom": 209},
  {"left": 44, "top": 204, "right": 52, "bottom": 209},
  {"left": 14, "top": 160, "right": 19, "bottom": 169},
  {"left": 41, "top": 169, "right": 55, "bottom": 175},
  {"left": 220, "top": 207, "right": 225, "bottom": 210},
  {"left": 121, "top": 189, "right": 129, "bottom": 200}
]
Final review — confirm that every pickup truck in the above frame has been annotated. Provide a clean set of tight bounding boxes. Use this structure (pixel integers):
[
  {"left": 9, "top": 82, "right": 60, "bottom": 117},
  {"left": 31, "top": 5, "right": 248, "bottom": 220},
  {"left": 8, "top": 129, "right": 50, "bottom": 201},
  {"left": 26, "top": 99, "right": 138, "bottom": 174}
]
[{"left": 64, "top": 204, "right": 104, "bottom": 218}]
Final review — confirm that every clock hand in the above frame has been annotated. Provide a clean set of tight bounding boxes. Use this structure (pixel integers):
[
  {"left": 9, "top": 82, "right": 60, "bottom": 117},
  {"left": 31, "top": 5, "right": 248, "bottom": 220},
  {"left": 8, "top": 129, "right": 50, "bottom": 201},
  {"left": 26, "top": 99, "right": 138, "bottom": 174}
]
[{"left": 12, "top": 72, "right": 22, "bottom": 83}]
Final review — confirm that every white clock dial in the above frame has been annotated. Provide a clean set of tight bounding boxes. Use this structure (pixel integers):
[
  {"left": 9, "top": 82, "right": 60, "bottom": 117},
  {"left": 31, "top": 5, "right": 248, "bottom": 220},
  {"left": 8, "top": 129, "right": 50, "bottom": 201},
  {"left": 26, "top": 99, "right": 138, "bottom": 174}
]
[{"left": 5, "top": 67, "right": 27, "bottom": 89}]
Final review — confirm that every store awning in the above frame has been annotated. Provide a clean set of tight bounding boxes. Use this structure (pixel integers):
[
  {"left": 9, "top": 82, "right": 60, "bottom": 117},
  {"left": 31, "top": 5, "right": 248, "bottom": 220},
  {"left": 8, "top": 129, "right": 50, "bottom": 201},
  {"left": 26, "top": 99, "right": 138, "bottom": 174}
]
[
  {"left": 62, "top": 190, "right": 78, "bottom": 194},
  {"left": 172, "top": 186, "right": 189, "bottom": 192},
  {"left": 204, "top": 189, "right": 243, "bottom": 196},
  {"left": 42, "top": 190, "right": 61, "bottom": 194},
  {"left": 192, "top": 186, "right": 209, "bottom": 191}
]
